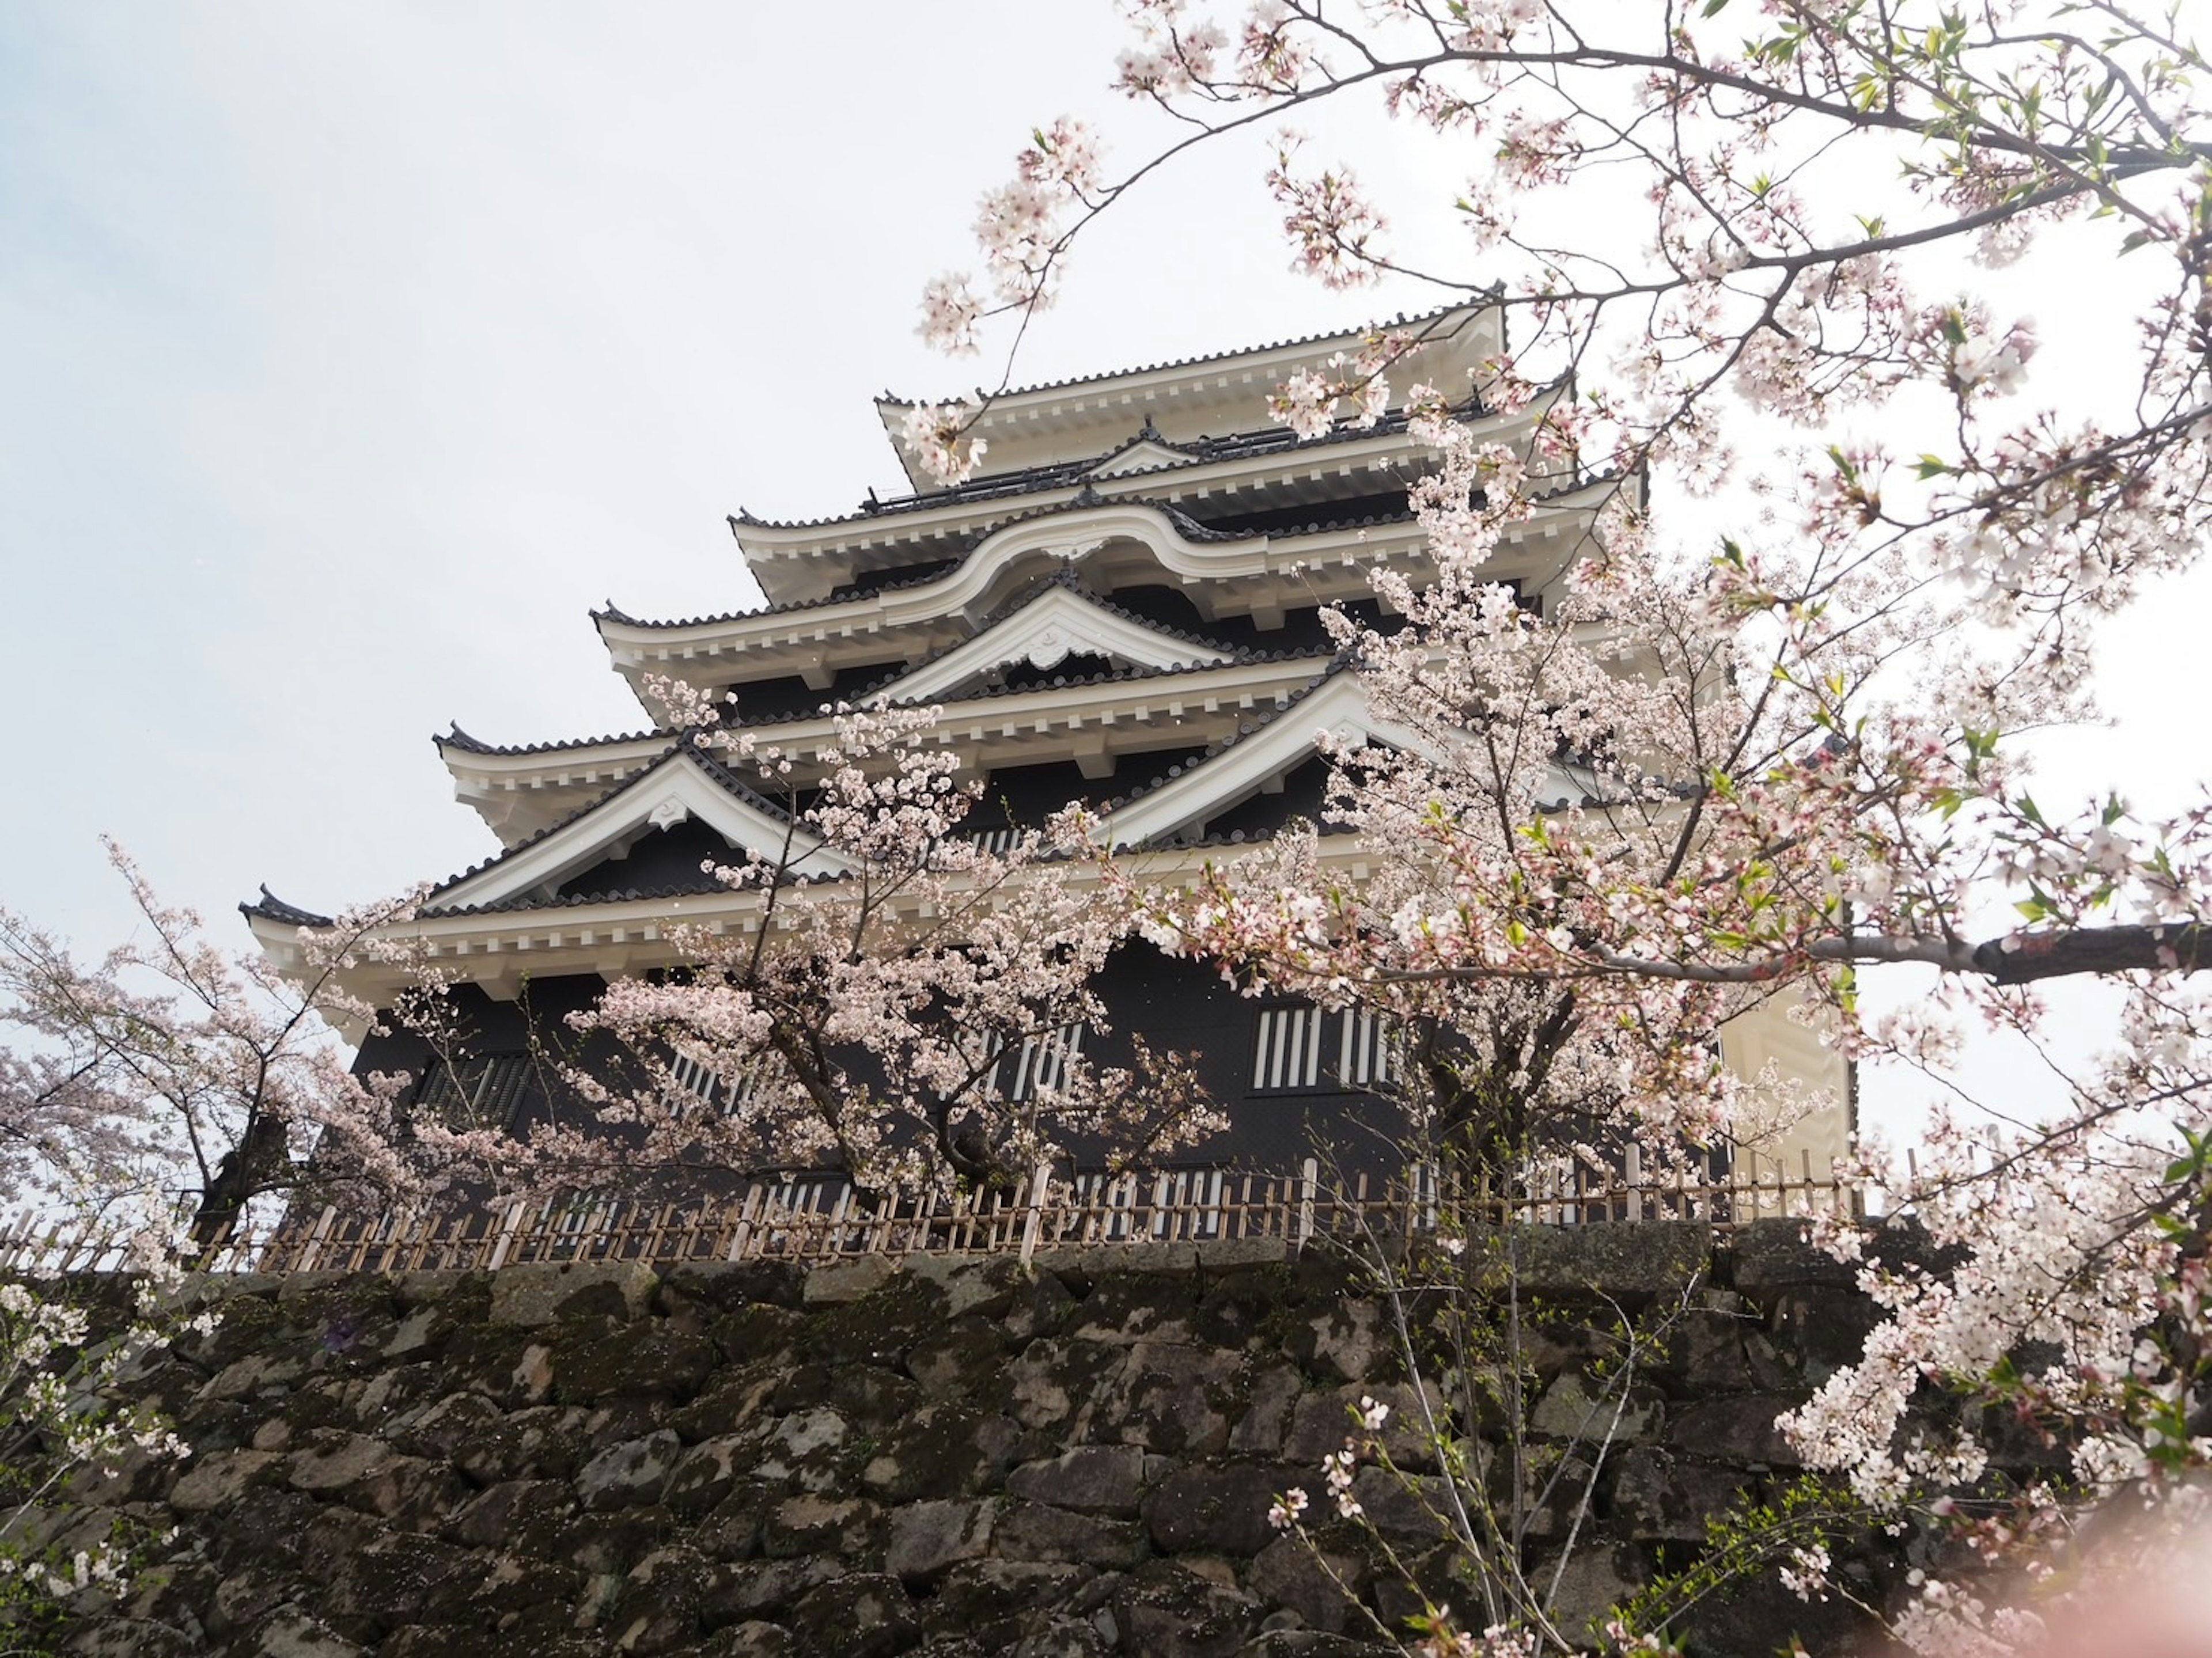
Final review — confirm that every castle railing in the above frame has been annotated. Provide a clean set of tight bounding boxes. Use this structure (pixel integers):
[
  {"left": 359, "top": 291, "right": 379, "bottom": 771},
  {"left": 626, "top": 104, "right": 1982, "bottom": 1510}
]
[{"left": 0, "top": 1152, "right": 1866, "bottom": 1278}]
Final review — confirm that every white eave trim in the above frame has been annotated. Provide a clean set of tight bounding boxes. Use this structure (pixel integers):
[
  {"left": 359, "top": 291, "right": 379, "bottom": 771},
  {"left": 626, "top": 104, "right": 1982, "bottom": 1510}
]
[
  {"left": 612, "top": 500, "right": 1403, "bottom": 665},
  {"left": 431, "top": 752, "right": 850, "bottom": 914},
  {"left": 872, "top": 584, "right": 1233, "bottom": 703},
  {"left": 1099, "top": 674, "right": 1584, "bottom": 849}
]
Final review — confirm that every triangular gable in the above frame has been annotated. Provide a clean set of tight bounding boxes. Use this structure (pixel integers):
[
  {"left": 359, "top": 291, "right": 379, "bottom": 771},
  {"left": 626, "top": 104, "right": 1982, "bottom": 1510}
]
[
  {"left": 430, "top": 750, "right": 849, "bottom": 913},
  {"left": 1089, "top": 438, "right": 1194, "bottom": 479},
  {"left": 1101, "top": 674, "right": 1587, "bottom": 849},
  {"left": 873, "top": 582, "right": 1234, "bottom": 704}
]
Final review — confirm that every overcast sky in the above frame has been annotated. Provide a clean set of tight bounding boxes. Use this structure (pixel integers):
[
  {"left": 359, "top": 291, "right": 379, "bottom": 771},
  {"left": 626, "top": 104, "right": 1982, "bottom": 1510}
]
[
  {"left": 4, "top": 4, "right": 2202, "bottom": 1143},
  {"left": 2, "top": 4, "right": 1440, "bottom": 947}
]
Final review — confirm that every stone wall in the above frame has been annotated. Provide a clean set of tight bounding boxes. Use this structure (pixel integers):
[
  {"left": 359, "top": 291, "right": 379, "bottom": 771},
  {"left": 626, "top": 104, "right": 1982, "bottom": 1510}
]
[{"left": 27, "top": 1223, "right": 1952, "bottom": 1657}]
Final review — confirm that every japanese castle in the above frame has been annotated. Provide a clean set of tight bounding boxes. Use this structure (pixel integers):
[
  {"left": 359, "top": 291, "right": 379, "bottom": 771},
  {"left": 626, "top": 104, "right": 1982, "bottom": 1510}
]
[{"left": 245, "top": 304, "right": 1848, "bottom": 1195}]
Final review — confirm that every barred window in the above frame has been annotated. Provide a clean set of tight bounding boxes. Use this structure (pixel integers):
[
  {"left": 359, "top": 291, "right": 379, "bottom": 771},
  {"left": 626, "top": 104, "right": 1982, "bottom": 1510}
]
[
  {"left": 416, "top": 1053, "right": 534, "bottom": 1130},
  {"left": 1251, "top": 1005, "right": 1396, "bottom": 1093},
  {"left": 668, "top": 1049, "right": 767, "bottom": 1117},
  {"left": 964, "top": 826, "right": 1021, "bottom": 856},
  {"left": 988, "top": 1021, "right": 1086, "bottom": 1102},
  {"left": 1252, "top": 1003, "right": 1327, "bottom": 1091},
  {"left": 1335, "top": 1007, "right": 1395, "bottom": 1087}
]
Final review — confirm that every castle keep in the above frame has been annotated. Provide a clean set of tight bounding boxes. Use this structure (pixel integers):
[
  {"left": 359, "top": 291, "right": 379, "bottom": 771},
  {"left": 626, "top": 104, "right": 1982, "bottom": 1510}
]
[{"left": 244, "top": 305, "right": 1846, "bottom": 1198}]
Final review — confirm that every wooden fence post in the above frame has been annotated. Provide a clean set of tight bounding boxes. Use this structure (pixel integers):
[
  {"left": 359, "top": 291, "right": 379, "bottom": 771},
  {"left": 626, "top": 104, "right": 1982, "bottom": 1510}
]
[
  {"left": 1296, "top": 1157, "right": 1317, "bottom": 1250},
  {"left": 485, "top": 1201, "right": 526, "bottom": 1272},
  {"left": 1018, "top": 1162, "right": 1052, "bottom": 1269},
  {"left": 294, "top": 1206, "right": 338, "bottom": 1274}
]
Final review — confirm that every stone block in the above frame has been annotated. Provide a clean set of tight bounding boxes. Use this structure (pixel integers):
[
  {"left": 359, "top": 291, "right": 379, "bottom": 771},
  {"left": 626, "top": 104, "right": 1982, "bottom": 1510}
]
[
  {"left": 994, "top": 1500, "right": 1149, "bottom": 1569},
  {"left": 665, "top": 1431, "right": 767, "bottom": 1518},
  {"left": 1281, "top": 1383, "right": 1442, "bottom": 1470},
  {"left": 285, "top": 1431, "right": 396, "bottom": 1494},
  {"left": 802, "top": 1256, "right": 896, "bottom": 1304},
  {"left": 1536, "top": 1543, "right": 1643, "bottom": 1644},
  {"left": 168, "top": 1448, "right": 285, "bottom": 1514},
  {"left": 885, "top": 1496, "right": 998, "bottom": 1581},
  {"left": 577, "top": 1428, "right": 683, "bottom": 1510},
  {"left": 899, "top": 1254, "right": 1028, "bottom": 1319},
  {"left": 1142, "top": 1463, "right": 1296, "bottom": 1557},
  {"left": 1510, "top": 1222, "right": 1713, "bottom": 1301},
  {"left": 785, "top": 1572, "right": 921, "bottom": 1658},
  {"left": 445, "top": 1478, "right": 573, "bottom": 1549},
  {"left": 1347, "top": 1464, "right": 1457, "bottom": 1545},
  {"left": 1664, "top": 1393, "right": 1804, "bottom": 1466},
  {"left": 702, "top": 1556, "right": 843, "bottom": 1622},
  {"left": 1002, "top": 1338, "right": 1126, "bottom": 1434},
  {"left": 1244, "top": 1534, "right": 1361, "bottom": 1635},
  {"left": 1006, "top": 1443, "right": 1148, "bottom": 1516},
  {"left": 858, "top": 1402, "right": 1008, "bottom": 1502},
  {"left": 551, "top": 1319, "right": 717, "bottom": 1405},
  {"left": 923, "top": 1558, "right": 1091, "bottom": 1644},
  {"left": 1103, "top": 1341, "right": 1244, "bottom": 1455},
  {"left": 1113, "top": 1560, "right": 1258, "bottom": 1658},
  {"left": 244, "top": 1607, "right": 362, "bottom": 1657},
  {"left": 1285, "top": 1300, "right": 1382, "bottom": 1384},
  {"left": 1529, "top": 1372, "right": 1661, "bottom": 1444},
  {"left": 702, "top": 1622, "right": 792, "bottom": 1657},
  {"left": 487, "top": 1260, "right": 658, "bottom": 1328},
  {"left": 753, "top": 1406, "right": 851, "bottom": 1492},
  {"left": 763, "top": 1493, "right": 881, "bottom": 1559},
  {"left": 1228, "top": 1364, "right": 1304, "bottom": 1456},
  {"left": 1608, "top": 1448, "right": 1753, "bottom": 1543}
]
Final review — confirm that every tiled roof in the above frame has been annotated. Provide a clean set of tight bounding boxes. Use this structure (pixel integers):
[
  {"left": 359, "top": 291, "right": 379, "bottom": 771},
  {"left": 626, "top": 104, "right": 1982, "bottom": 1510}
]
[
  {"left": 840, "top": 568, "right": 1244, "bottom": 702},
  {"left": 604, "top": 494, "right": 1423, "bottom": 635},
  {"left": 1092, "top": 658, "right": 1355, "bottom": 837},
  {"left": 436, "top": 722, "right": 672, "bottom": 758},
  {"left": 238, "top": 887, "right": 335, "bottom": 928},
  {"left": 735, "top": 401, "right": 1459, "bottom": 533},
  {"left": 418, "top": 739, "right": 801, "bottom": 913},
  {"left": 876, "top": 302, "right": 1484, "bottom": 407}
]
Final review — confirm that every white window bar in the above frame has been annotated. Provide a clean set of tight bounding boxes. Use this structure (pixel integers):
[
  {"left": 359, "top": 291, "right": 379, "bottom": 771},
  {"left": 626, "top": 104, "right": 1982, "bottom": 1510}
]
[
  {"left": 1255, "top": 1005, "right": 1395, "bottom": 1092},
  {"left": 1336, "top": 1008, "right": 1395, "bottom": 1086},
  {"left": 1252, "top": 1004, "right": 1323, "bottom": 1091},
  {"left": 987, "top": 1021, "right": 1086, "bottom": 1102},
  {"left": 419, "top": 1052, "right": 535, "bottom": 1129},
  {"left": 669, "top": 1049, "right": 767, "bottom": 1117}
]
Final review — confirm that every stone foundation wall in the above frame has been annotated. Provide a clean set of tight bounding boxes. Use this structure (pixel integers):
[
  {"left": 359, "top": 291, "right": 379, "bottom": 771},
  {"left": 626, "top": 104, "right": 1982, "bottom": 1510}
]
[{"left": 26, "top": 1223, "right": 1956, "bottom": 1657}]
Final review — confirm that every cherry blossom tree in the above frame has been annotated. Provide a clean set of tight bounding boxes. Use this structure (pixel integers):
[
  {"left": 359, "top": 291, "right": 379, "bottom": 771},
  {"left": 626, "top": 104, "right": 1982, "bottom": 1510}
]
[
  {"left": 0, "top": 849, "right": 465, "bottom": 1637},
  {"left": 920, "top": 2, "right": 2212, "bottom": 1650},
  {"left": 545, "top": 695, "right": 1225, "bottom": 1201},
  {"left": 1, "top": 842, "right": 440, "bottom": 1250}
]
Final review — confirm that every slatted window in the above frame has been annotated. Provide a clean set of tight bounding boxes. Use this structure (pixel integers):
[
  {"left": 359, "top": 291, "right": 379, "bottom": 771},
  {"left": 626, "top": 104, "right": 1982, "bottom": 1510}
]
[
  {"left": 668, "top": 1049, "right": 766, "bottom": 1117},
  {"left": 1252, "top": 1004, "right": 1327, "bottom": 1091},
  {"left": 416, "top": 1053, "right": 534, "bottom": 1130},
  {"left": 965, "top": 826, "right": 1021, "bottom": 856},
  {"left": 988, "top": 1022, "right": 1086, "bottom": 1102},
  {"left": 1251, "top": 1006, "right": 1397, "bottom": 1093},
  {"left": 1336, "top": 1008, "right": 1395, "bottom": 1087}
]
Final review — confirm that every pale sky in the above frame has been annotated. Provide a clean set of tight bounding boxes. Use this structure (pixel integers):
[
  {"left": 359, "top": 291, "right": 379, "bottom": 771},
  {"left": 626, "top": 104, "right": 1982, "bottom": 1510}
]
[
  {"left": 3, "top": 4, "right": 1430, "bottom": 947},
  {"left": 4, "top": 3, "right": 2202, "bottom": 1143}
]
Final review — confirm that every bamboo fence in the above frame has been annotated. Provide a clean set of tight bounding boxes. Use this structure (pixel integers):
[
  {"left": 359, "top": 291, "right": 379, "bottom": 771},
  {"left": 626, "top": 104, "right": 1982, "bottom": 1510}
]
[{"left": 0, "top": 1151, "right": 1865, "bottom": 1280}]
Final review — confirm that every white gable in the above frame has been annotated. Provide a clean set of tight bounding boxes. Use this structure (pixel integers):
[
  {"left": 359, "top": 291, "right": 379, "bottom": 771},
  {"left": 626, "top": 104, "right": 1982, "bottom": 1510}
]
[
  {"left": 1101, "top": 674, "right": 1587, "bottom": 849},
  {"left": 431, "top": 752, "right": 849, "bottom": 913},
  {"left": 1089, "top": 439, "right": 1192, "bottom": 479},
  {"left": 873, "top": 583, "right": 1233, "bottom": 704}
]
